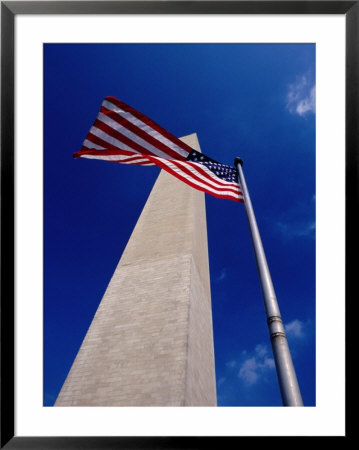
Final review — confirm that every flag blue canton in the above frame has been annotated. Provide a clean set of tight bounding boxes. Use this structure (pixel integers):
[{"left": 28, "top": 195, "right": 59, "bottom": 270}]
[{"left": 186, "top": 150, "right": 238, "bottom": 183}]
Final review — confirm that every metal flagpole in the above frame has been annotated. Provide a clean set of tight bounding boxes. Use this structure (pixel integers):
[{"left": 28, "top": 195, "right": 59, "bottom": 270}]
[{"left": 234, "top": 157, "right": 303, "bottom": 406}]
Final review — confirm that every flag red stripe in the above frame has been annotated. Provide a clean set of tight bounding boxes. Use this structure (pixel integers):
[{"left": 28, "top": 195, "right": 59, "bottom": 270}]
[
  {"left": 105, "top": 96, "right": 193, "bottom": 156},
  {"left": 75, "top": 149, "right": 139, "bottom": 158},
  {"left": 75, "top": 152, "right": 155, "bottom": 165}
]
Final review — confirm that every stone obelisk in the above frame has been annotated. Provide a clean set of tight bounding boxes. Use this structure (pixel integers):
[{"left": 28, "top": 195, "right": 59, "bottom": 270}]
[{"left": 55, "top": 134, "right": 217, "bottom": 406}]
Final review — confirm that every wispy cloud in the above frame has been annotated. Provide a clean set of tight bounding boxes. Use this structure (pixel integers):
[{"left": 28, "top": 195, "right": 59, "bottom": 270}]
[
  {"left": 237, "top": 344, "right": 275, "bottom": 386},
  {"left": 285, "top": 319, "right": 303, "bottom": 338},
  {"left": 219, "top": 319, "right": 313, "bottom": 405},
  {"left": 216, "top": 267, "right": 227, "bottom": 282},
  {"left": 274, "top": 196, "right": 315, "bottom": 241},
  {"left": 286, "top": 76, "right": 316, "bottom": 117},
  {"left": 226, "top": 360, "right": 237, "bottom": 368},
  {"left": 276, "top": 219, "right": 315, "bottom": 240},
  {"left": 233, "top": 327, "right": 306, "bottom": 387},
  {"left": 44, "top": 391, "right": 57, "bottom": 406},
  {"left": 285, "top": 318, "right": 309, "bottom": 339}
]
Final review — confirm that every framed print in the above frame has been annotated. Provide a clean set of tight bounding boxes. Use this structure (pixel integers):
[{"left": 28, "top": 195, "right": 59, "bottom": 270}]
[{"left": 1, "top": 1, "right": 355, "bottom": 447}]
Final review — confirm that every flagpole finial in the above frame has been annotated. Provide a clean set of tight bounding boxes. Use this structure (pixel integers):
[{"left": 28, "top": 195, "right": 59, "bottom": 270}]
[{"left": 234, "top": 157, "right": 243, "bottom": 167}]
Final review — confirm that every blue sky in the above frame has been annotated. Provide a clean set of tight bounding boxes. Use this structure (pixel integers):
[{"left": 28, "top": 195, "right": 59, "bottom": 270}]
[{"left": 44, "top": 43, "right": 315, "bottom": 407}]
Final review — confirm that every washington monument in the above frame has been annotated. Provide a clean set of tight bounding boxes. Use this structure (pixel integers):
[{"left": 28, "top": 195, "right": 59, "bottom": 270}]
[{"left": 55, "top": 134, "right": 217, "bottom": 406}]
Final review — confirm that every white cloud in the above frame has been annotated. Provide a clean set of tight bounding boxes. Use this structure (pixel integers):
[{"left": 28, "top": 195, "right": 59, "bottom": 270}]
[
  {"left": 285, "top": 319, "right": 306, "bottom": 339},
  {"left": 237, "top": 344, "right": 275, "bottom": 386},
  {"left": 238, "top": 357, "right": 260, "bottom": 385},
  {"left": 286, "top": 76, "right": 316, "bottom": 117},
  {"left": 296, "top": 86, "right": 316, "bottom": 116}
]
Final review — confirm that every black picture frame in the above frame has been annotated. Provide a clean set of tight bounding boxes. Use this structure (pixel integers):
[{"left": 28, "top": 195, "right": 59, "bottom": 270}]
[{"left": 1, "top": 1, "right": 355, "bottom": 447}]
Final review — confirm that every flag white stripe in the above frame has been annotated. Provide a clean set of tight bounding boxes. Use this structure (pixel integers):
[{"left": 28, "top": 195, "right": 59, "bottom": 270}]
[
  {"left": 119, "top": 159, "right": 154, "bottom": 165},
  {"left": 102, "top": 99, "right": 188, "bottom": 158},
  {"left": 83, "top": 139, "right": 105, "bottom": 150},
  {"left": 97, "top": 112, "right": 176, "bottom": 160},
  {"left": 79, "top": 154, "right": 155, "bottom": 165},
  {"left": 89, "top": 126, "right": 139, "bottom": 153}
]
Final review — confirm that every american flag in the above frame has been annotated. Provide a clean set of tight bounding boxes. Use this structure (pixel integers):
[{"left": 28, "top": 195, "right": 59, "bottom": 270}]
[{"left": 73, "top": 96, "right": 243, "bottom": 202}]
